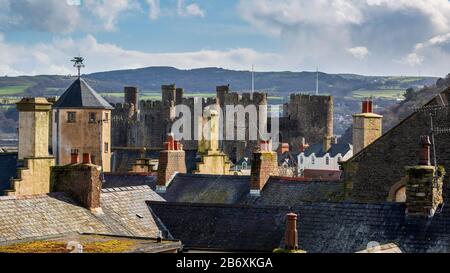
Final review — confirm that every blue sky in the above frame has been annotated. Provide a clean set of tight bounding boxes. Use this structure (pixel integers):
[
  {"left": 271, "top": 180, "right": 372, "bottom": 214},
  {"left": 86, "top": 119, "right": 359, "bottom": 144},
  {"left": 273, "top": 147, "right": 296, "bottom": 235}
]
[{"left": 0, "top": 0, "right": 449, "bottom": 76}]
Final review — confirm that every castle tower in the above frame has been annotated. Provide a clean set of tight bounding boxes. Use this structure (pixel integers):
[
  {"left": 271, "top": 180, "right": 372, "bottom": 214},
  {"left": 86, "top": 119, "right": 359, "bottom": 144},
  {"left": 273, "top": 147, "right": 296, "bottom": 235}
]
[
  {"left": 162, "top": 84, "right": 177, "bottom": 106},
  {"left": 352, "top": 100, "right": 382, "bottom": 154},
  {"left": 5, "top": 98, "right": 55, "bottom": 196},
  {"left": 124, "top": 86, "right": 139, "bottom": 117},
  {"left": 52, "top": 78, "right": 114, "bottom": 172}
]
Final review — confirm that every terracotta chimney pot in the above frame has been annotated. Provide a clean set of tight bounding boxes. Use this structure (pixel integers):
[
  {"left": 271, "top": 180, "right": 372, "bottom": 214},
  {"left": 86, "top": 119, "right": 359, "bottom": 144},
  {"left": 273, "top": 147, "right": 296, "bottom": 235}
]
[{"left": 82, "top": 153, "right": 91, "bottom": 164}]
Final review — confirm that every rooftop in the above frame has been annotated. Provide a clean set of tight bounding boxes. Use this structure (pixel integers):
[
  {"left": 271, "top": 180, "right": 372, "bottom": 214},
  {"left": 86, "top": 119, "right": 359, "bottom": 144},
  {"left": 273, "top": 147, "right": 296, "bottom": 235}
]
[
  {"left": 0, "top": 233, "right": 181, "bottom": 253},
  {"left": 0, "top": 186, "right": 167, "bottom": 244},
  {"left": 161, "top": 173, "right": 342, "bottom": 205},
  {"left": 302, "top": 143, "right": 352, "bottom": 158},
  {"left": 148, "top": 200, "right": 450, "bottom": 253},
  {"left": 53, "top": 78, "right": 113, "bottom": 110}
]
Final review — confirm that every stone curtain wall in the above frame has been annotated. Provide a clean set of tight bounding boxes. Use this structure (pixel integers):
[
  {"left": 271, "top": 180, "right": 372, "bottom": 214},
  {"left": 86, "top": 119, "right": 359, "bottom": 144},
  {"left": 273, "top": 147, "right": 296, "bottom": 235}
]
[
  {"left": 342, "top": 90, "right": 450, "bottom": 203},
  {"left": 112, "top": 86, "right": 334, "bottom": 162}
]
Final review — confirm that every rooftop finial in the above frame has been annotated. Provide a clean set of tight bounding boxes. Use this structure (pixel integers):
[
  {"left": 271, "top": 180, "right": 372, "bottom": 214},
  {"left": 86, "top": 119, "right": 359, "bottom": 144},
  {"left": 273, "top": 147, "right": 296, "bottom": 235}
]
[{"left": 71, "top": 56, "right": 85, "bottom": 78}]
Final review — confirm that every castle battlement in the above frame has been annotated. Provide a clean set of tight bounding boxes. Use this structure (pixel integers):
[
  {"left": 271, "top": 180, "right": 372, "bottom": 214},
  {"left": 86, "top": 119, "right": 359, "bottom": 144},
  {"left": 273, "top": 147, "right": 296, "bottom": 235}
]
[{"left": 289, "top": 93, "right": 332, "bottom": 104}]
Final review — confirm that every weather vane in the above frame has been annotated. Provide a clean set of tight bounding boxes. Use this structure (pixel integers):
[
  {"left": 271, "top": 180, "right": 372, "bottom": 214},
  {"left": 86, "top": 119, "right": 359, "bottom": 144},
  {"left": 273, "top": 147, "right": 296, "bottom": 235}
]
[{"left": 70, "top": 56, "right": 85, "bottom": 78}]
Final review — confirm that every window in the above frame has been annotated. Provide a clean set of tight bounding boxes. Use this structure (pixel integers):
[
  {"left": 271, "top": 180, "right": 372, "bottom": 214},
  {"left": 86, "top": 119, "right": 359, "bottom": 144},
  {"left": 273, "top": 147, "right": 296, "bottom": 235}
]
[
  {"left": 89, "top": 112, "right": 96, "bottom": 123},
  {"left": 311, "top": 156, "right": 315, "bottom": 165},
  {"left": 300, "top": 156, "right": 304, "bottom": 165},
  {"left": 104, "top": 142, "right": 109, "bottom": 153},
  {"left": 105, "top": 112, "right": 109, "bottom": 121},
  {"left": 67, "top": 112, "right": 76, "bottom": 123},
  {"left": 326, "top": 157, "right": 330, "bottom": 165}
]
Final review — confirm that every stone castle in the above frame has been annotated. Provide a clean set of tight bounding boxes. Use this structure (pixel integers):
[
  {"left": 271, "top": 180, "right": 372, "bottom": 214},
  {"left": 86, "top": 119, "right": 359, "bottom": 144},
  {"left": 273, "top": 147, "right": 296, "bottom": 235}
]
[{"left": 111, "top": 84, "right": 334, "bottom": 162}]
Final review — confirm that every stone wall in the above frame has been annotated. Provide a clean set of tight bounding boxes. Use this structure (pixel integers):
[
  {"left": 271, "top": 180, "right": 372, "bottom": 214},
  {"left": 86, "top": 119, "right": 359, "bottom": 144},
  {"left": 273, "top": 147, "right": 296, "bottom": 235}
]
[
  {"left": 342, "top": 88, "right": 450, "bottom": 203},
  {"left": 51, "top": 164, "right": 102, "bottom": 210}
]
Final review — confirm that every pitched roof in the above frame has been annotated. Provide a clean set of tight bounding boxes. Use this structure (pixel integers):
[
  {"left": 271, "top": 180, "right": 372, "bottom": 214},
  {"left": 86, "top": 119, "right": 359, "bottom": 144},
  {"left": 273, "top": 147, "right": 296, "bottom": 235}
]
[
  {"left": 162, "top": 173, "right": 251, "bottom": 204},
  {"left": 303, "top": 143, "right": 352, "bottom": 158},
  {"left": 0, "top": 186, "right": 166, "bottom": 244},
  {"left": 0, "top": 153, "right": 17, "bottom": 195},
  {"left": 53, "top": 78, "right": 113, "bottom": 109},
  {"left": 247, "top": 178, "right": 344, "bottom": 206},
  {"left": 103, "top": 173, "right": 156, "bottom": 189},
  {"left": 302, "top": 169, "right": 342, "bottom": 181},
  {"left": 148, "top": 202, "right": 287, "bottom": 252},
  {"left": 160, "top": 173, "right": 341, "bottom": 205},
  {"left": 148, "top": 201, "right": 450, "bottom": 253},
  {"left": 0, "top": 233, "right": 181, "bottom": 253}
]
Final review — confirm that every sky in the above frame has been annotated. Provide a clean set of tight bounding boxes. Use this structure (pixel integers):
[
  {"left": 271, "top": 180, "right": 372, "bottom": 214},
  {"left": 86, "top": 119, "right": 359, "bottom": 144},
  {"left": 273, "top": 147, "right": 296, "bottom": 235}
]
[{"left": 0, "top": 0, "right": 449, "bottom": 77}]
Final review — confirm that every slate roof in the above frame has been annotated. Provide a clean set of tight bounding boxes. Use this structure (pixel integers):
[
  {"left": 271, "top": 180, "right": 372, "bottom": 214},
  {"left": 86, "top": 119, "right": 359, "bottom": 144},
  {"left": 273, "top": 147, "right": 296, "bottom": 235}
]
[
  {"left": 0, "top": 186, "right": 166, "bottom": 244},
  {"left": 162, "top": 173, "right": 251, "bottom": 204},
  {"left": 0, "top": 153, "right": 17, "bottom": 195},
  {"left": 148, "top": 202, "right": 287, "bottom": 252},
  {"left": 148, "top": 201, "right": 450, "bottom": 253},
  {"left": 303, "top": 143, "right": 352, "bottom": 158},
  {"left": 303, "top": 169, "right": 342, "bottom": 181},
  {"left": 53, "top": 78, "right": 113, "bottom": 109},
  {"left": 103, "top": 173, "right": 156, "bottom": 190},
  {"left": 247, "top": 178, "right": 344, "bottom": 206},
  {"left": 161, "top": 173, "right": 341, "bottom": 205}
]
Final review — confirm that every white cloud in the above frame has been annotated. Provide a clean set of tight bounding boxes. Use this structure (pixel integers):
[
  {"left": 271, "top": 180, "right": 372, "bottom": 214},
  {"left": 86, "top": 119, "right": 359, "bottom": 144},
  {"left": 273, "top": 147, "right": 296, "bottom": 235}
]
[
  {"left": 347, "top": 47, "right": 370, "bottom": 60},
  {"left": 177, "top": 0, "right": 205, "bottom": 18},
  {"left": 237, "top": 0, "right": 450, "bottom": 75},
  {"left": 0, "top": 0, "right": 139, "bottom": 33},
  {"left": 147, "top": 0, "right": 161, "bottom": 20},
  {"left": 0, "top": 34, "right": 283, "bottom": 76},
  {"left": 402, "top": 32, "right": 450, "bottom": 69},
  {"left": 0, "top": 0, "right": 81, "bottom": 33},
  {"left": 84, "top": 0, "right": 140, "bottom": 31}
]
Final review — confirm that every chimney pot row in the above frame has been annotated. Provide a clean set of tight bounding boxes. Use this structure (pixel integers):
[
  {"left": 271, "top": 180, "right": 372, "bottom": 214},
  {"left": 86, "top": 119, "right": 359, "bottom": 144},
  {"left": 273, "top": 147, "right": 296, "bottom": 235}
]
[
  {"left": 260, "top": 140, "right": 272, "bottom": 152},
  {"left": 362, "top": 100, "right": 373, "bottom": 113},
  {"left": 163, "top": 134, "right": 183, "bottom": 151}
]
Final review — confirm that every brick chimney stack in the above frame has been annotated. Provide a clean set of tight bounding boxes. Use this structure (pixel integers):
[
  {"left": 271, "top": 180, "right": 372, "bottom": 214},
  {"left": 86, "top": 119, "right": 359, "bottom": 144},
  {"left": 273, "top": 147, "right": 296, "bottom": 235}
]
[
  {"left": 250, "top": 140, "right": 279, "bottom": 196},
  {"left": 51, "top": 153, "right": 102, "bottom": 214},
  {"left": 285, "top": 213, "right": 298, "bottom": 250},
  {"left": 405, "top": 136, "right": 444, "bottom": 218},
  {"left": 156, "top": 134, "right": 187, "bottom": 193}
]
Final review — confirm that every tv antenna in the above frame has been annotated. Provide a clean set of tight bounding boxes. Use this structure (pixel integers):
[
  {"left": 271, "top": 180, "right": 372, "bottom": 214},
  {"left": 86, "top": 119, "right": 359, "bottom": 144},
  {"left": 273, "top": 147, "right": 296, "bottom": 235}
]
[
  {"left": 414, "top": 93, "right": 450, "bottom": 187},
  {"left": 251, "top": 65, "right": 255, "bottom": 94},
  {"left": 71, "top": 56, "right": 85, "bottom": 78},
  {"left": 316, "top": 66, "right": 319, "bottom": 96}
]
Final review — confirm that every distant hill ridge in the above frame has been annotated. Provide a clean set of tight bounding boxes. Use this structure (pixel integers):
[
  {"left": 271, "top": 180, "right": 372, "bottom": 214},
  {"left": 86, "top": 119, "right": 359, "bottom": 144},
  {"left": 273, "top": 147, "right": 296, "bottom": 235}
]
[{"left": 0, "top": 66, "right": 437, "bottom": 97}]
